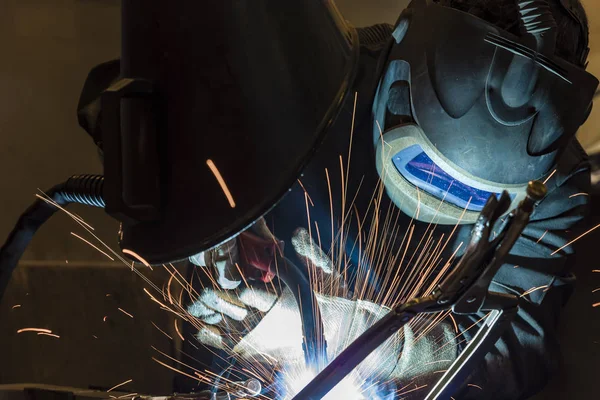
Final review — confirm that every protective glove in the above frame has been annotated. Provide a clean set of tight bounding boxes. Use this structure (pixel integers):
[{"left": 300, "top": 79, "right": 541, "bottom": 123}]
[
  {"left": 188, "top": 224, "right": 457, "bottom": 396},
  {"left": 187, "top": 221, "right": 336, "bottom": 350}
]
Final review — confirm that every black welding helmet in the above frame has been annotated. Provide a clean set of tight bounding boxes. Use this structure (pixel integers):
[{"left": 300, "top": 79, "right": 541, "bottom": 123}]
[
  {"left": 373, "top": 0, "right": 598, "bottom": 225},
  {"left": 86, "top": 0, "right": 359, "bottom": 263}
]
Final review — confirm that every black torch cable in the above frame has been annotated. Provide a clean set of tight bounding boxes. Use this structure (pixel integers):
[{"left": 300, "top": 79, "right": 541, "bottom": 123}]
[
  {"left": 0, "top": 175, "right": 105, "bottom": 304},
  {"left": 274, "top": 252, "right": 328, "bottom": 371}
]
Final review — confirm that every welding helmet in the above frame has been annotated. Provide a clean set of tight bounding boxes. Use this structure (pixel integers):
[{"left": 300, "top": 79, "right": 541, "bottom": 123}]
[
  {"left": 81, "top": 0, "right": 359, "bottom": 263},
  {"left": 373, "top": 0, "right": 598, "bottom": 225}
]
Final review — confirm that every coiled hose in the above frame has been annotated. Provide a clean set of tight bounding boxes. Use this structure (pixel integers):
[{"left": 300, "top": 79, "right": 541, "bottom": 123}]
[
  {"left": 0, "top": 174, "right": 105, "bottom": 303},
  {"left": 0, "top": 174, "right": 328, "bottom": 378}
]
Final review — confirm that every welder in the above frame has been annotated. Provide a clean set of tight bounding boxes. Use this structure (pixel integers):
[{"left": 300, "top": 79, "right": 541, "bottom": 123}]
[{"left": 70, "top": 0, "right": 596, "bottom": 399}]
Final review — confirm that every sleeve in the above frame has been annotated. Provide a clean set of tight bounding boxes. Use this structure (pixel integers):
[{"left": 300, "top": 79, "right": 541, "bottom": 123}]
[
  {"left": 450, "top": 139, "right": 591, "bottom": 399},
  {"left": 385, "top": 139, "right": 591, "bottom": 399}
]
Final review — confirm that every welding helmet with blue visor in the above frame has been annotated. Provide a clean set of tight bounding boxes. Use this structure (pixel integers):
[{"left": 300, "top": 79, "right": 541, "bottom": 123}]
[
  {"left": 82, "top": 0, "right": 360, "bottom": 264},
  {"left": 373, "top": 0, "right": 598, "bottom": 225}
]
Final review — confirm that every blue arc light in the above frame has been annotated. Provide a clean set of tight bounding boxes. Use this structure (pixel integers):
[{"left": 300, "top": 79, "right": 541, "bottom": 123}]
[{"left": 392, "top": 144, "right": 508, "bottom": 212}]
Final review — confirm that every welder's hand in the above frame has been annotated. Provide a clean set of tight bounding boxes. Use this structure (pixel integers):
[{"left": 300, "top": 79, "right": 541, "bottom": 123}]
[
  {"left": 188, "top": 220, "right": 344, "bottom": 350},
  {"left": 188, "top": 218, "right": 284, "bottom": 349},
  {"left": 189, "top": 237, "right": 243, "bottom": 290},
  {"left": 291, "top": 227, "right": 348, "bottom": 298},
  {"left": 187, "top": 279, "right": 280, "bottom": 350}
]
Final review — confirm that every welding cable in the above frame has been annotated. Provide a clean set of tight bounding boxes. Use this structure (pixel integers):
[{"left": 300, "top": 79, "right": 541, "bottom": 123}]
[
  {"left": 0, "top": 175, "right": 105, "bottom": 304},
  {"left": 273, "top": 252, "right": 328, "bottom": 371}
]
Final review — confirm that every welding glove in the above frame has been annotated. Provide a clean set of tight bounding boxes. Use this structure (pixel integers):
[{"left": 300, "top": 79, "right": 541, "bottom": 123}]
[
  {"left": 188, "top": 223, "right": 457, "bottom": 391},
  {"left": 187, "top": 221, "right": 339, "bottom": 350}
]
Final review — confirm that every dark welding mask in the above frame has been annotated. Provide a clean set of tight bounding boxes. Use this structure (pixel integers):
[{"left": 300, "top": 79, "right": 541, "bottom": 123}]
[
  {"left": 373, "top": 0, "right": 598, "bottom": 225},
  {"left": 85, "top": 0, "right": 359, "bottom": 264}
]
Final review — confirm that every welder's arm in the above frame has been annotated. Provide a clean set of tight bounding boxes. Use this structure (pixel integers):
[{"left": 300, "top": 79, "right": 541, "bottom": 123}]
[{"left": 439, "top": 141, "right": 590, "bottom": 399}]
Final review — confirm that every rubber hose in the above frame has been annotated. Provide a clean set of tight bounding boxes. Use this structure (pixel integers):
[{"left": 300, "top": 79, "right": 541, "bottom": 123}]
[{"left": 0, "top": 175, "right": 105, "bottom": 304}]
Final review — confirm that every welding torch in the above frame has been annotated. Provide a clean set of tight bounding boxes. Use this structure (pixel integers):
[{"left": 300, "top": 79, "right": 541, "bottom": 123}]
[{"left": 292, "top": 181, "right": 547, "bottom": 400}]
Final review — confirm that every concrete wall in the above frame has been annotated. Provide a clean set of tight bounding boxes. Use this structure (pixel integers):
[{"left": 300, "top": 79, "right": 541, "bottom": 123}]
[{"left": 0, "top": 0, "right": 121, "bottom": 264}]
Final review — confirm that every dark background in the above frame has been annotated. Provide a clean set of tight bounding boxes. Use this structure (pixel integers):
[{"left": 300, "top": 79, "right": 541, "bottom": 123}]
[{"left": 0, "top": 0, "right": 598, "bottom": 398}]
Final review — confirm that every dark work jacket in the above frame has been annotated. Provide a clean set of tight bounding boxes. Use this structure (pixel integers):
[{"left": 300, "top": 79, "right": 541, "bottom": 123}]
[
  {"left": 78, "top": 27, "right": 590, "bottom": 400},
  {"left": 266, "top": 26, "right": 591, "bottom": 400}
]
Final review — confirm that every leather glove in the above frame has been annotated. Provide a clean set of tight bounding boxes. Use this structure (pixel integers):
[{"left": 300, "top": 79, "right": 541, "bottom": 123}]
[{"left": 187, "top": 221, "right": 336, "bottom": 350}]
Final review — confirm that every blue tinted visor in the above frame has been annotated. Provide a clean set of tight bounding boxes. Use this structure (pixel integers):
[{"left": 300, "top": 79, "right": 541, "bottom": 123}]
[{"left": 392, "top": 145, "right": 506, "bottom": 212}]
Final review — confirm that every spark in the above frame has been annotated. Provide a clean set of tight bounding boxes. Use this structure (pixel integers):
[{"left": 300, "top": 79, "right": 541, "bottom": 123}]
[
  {"left": 206, "top": 159, "right": 236, "bottom": 208},
  {"left": 152, "top": 357, "right": 202, "bottom": 382},
  {"left": 593, "top": 302, "right": 600, "bottom": 308},
  {"left": 536, "top": 230, "right": 548, "bottom": 244},
  {"left": 551, "top": 223, "right": 600, "bottom": 255},
  {"left": 122, "top": 249, "right": 153, "bottom": 270},
  {"left": 93, "top": 335, "right": 99, "bottom": 339},
  {"left": 449, "top": 314, "right": 459, "bottom": 333},
  {"left": 167, "top": 274, "right": 175, "bottom": 305},
  {"left": 592, "top": 288, "right": 600, "bottom": 293},
  {"left": 118, "top": 308, "right": 134, "bottom": 318},
  {"left": 468, "top": 384, "right": 483, "bottom": 390},
  {"left": 37, "top": 332, "right": 60, "bottom": 338},
  {"left": 35, "top": 192, "right": 94, "bottom": 231},
  {"left": 17, "top": 328, "right": 52, "bottom": 334},
  {"left": 594, "top": 270, "right": 600, "bottom": 273},
  {"left": 106, "top": 379, "right": 133, "bottom": 393},
  {"left": 103, "top": 316, "right": 108, "bottom": 322},
  {"left": 569, "top": 193, "right": 589, "bottom": 198},
  {"left": 12, "top": 304, "right": 21, "bottom": 309},
  {"left": 297, "top": 179, "right": 315, "bottom": 207},
  {"left": 174, "top": 320, "right": 185, "bottom": 341},
  {"left": 396, "top": 384, "right": 428, "bottom": 397},
  {"left": 152, "top": 322, "right": 173, "bottom": 340},
  {"left": 543, "top": 169, "right": 557, "bottom": 184},
  {"left": 520, "top": 285, "right": 549, "bottom": 298},
  {"left": 117, "top": 393, "right": 138, "bottom": 398},
  {"left": 70, "top": 232, "right": 115, "bottom": 261}
]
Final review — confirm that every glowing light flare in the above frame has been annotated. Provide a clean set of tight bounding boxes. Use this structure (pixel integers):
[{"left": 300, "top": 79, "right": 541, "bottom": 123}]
[
  {"left": 520, "top": 285, "right": 549, "bottom": 298},
  {"left": 152, "top": 322, "right": 173, "bottom": 340},
  {"left": 569, "top": 193, "right": 589, "bottom": 198},
  {"left": 37, "top": 332, "right": 60, "bottom": 338},
  {"left": 106, "top": 379, "right": 133, "bottom": 393},
  {"left": 118, "top": 308, "right": 134, "bottom": 318},
  {"left": 122, "top": 249, "right": 153, "bottom": 270},
  {"left": 17, "top": 328, "right": 51, "bottom": 334},
  {"left": 70, "top": 232, "right": 115, "bottom": 261},
  {"left": 543, "top": 169, "right": 557, "bottom": 185},
  {"left": 174, "top": 320, "right": 185, "bottom": 341},
  {"left": 551, "top": 223, "right": 600, "bottom": 256},
  {"left": 281, "top": 366, "right": 388, "bottom": 400},
  {"left": 206, "top": 159, "right": 236, "bottom": 208}
]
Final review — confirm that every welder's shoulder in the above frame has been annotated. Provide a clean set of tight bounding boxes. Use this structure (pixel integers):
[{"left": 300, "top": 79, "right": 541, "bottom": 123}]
[
  {"left": 538, "top": 138, "right": 591, "bottom": 221},
  {"left": 556, "top": 138, "right": 590, "bottom": 185}
]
